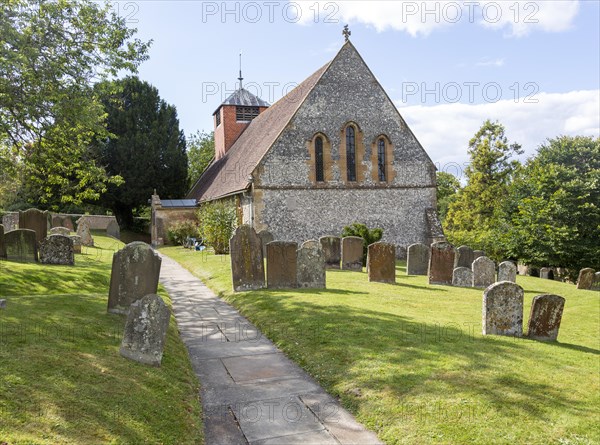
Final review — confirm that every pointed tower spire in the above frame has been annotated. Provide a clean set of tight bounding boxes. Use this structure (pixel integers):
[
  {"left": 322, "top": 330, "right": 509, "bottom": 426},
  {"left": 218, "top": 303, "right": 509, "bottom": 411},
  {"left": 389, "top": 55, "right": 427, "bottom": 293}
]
[{"left": 238, "top": 50, "right": 243, "bottom": 89}]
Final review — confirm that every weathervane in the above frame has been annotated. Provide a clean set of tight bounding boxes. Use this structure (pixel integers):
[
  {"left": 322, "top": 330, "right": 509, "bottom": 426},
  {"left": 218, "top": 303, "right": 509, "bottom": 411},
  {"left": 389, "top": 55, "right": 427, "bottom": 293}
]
[
  {"left": 238, "top": 50, "right": 243, "bottom": 89},
  {"left": 343, "top": 24, "right": 351, "bottom": 41}
]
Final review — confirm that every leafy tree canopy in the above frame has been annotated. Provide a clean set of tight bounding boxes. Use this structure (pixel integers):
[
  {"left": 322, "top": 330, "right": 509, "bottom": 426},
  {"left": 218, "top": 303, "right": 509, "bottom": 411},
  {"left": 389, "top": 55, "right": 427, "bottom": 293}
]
[{"left": 187, "top": 131, "right": 214, "bottom": 186}]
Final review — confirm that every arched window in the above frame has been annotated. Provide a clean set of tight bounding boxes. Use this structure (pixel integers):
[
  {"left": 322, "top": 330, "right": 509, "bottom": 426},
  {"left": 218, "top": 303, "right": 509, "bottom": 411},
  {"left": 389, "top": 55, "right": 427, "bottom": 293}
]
[
  {"left": 346, "top": 126, "right": 356, "bottom": 181},
  {"left": 315, "top": 136, "right": 324, "bottom": 182},
  {"left": 377, "top": 138, "right": 386, "bottom": 181}
]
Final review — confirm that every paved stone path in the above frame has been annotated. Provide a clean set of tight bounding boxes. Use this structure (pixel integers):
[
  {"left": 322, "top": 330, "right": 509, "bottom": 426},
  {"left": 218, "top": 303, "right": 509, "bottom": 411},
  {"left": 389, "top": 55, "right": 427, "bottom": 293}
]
[{"left": 159, "top": 253, "right": 383, "bottom": 445}]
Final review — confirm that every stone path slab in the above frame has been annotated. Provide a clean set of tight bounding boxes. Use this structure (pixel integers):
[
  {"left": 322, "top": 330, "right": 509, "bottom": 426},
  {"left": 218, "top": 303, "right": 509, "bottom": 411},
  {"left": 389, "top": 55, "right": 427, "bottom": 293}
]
[{"left": 158, "top": 253, "right": 382, "bottom": 445}]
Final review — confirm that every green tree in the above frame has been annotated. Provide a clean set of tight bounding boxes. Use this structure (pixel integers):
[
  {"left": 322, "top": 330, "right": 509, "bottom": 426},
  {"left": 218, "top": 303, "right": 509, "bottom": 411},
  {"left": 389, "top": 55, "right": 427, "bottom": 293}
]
[
  {"left": 436, "top": 171, "right": 461, "bottom": 222},
  {"left": 341, "top": 223, "right": 384, "bottom": 265},
  {"left": 187, "top": 131, "right": 214, "bottom": 186},
  {"left": 198, "top": 200, "right": 237, "bottom": 254},
  {"left": 93, "top": 77, "right": 188, "bottom": 227}
]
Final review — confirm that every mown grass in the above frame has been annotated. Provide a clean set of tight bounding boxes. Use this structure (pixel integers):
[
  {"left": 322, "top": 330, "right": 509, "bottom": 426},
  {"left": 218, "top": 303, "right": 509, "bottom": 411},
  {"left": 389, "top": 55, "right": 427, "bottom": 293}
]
[
  {"left": 161, "top": 246, "right": 599, "bottom": 445},
  {"left": 0, "top": 235, "right": 203, "bottom": 445}
]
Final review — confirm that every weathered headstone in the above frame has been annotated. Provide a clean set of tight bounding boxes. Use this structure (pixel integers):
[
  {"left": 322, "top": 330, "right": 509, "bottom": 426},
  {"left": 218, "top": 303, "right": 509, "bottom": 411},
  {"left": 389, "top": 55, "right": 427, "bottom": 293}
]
[
  {"left": 406, "top": 243, "right": 429, "bottom": 276},
  {"left": 539, "top": 267, "right": 552, "bottom": 280},
  {"left": 0, "top": 224, "right": 5, "bottom": 259},
  {"left": 4, "top": 229, "right": 37, "bottom": 262},
  {"left": 473, "top": 250, "right": 485, "bottom": 261},
  {"left": 62, "top": 216, "right": 74, "bottom": 232},
  {"left": 19, "top": 208, "right": 48, "bottom": 244},
  {"left": 498, "top": 261, "right": 517, "bottom": 283},
  {"left": 452, "top": 267, "right": 473, "bottom": 287},
  {"left": 51, "top": 215, "right": 63, "bottom": 228},
  {"left": 39, "top": 235, "right": 74, "bottom": 265},
  {"left": 120, "top": 294, "right": 170, "bottom": 366},
  {"left": 576, "top": 268, "right": 596, "bottom": 290},
  {"left": 341, "top": 236, "right": 363, "bottom": 271},
  {"left": 297, "top": 240, "right": 326, "bottom": 288},
  {"left": 77, "top": 220, "right": 94, "bottom": 247},
  {"left": 472, "top": 256, "right": 496, "bottom": 288},
  {"left": 319, "top": 236, "right": 341, "bottom": 269},
  {"left": 70, "top": 235, "right": 82, "bottom": 254},
  {"left": 367, "top": 242, "right": 396, "bottom": 283},
  {"left": 482, "top": 281, "right": 524, "bottom": 337},
  {"left": 2, "top": 213, "right": 19, "bottom": 231},
  {"left": 592, "top": 272, "right": 600, "bottom": 291},
  {"left": 428, "top": 241, "right": 456, "bottom": 285},
  {"left": 257, "top": 229, "right": 274, "bottom": 259},
  {"left": 454, "top": 245, "right": 475, "bottom": 269},
  {"left": 266, "top": 241, "right": 298, "bottom": 289},
  {"left": 50, "top": 227, "right": 71, "bottom": 236},
  {"left": 527, "top": 294, "right": 565, "bottom": 341},
  {"left": 108, "top": 242, "right": 162, "bottom": 314},
  {"left": 106, "top": 220, "right": 120, "bottom": 240},
  {"left": 229, "top": 225, "right": 265, "bottom": 292}
]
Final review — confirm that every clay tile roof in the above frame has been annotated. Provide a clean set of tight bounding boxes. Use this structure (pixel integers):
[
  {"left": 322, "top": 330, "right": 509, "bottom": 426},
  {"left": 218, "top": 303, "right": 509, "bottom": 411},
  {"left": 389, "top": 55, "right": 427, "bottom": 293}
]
[{"left": 188, "top": 60, "right": 332, "bottom": 203}]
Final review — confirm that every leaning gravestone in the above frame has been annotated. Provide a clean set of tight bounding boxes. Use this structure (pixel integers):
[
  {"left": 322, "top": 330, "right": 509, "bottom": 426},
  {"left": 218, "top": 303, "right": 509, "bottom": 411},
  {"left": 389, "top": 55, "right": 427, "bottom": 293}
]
[
  {"left": 498, "top": 261, "right": 517, "bottom": 283},
  {"left": 76, "top": 220, "right": 94, "bottom": 247},
  {"left": 367, "top": 242, "right": 396, "bottom": 283},
  {"left": 257, "top": 230, "right": 274, "bottom": 259},
  {"left": 297, "top": 240, "right": 326, "bottom": 288},
  {"left": 19, "top": 208, "right": 48, "bottom": 245},
  {"left": 576, "top": 268, "right": 596, "bottom": 290},
  {"left": 452, "top": 267, "right": 473, "bottom": 287},
  {"left": 527, "top": 294, "right": 565, "bottom": 341},
  {"left": 341, "top": 236, "right": 363, "bottom": 271},
  {"left": 319, "top": 236, "right": 341, "bottom": 269},
  {"left": 70, "top": 235, "right": 82, "bottom": 254},
  {"left": 406, "top": 243, "right": 429, "bottom": 276},
  {"left": 39, "top": 235, "right": 74, "bottom": 265},
  {"left": 266, "top": 241, "right": 297, "bottom": 289},
  {"left": 473, "top": 256, "right": 496, "bottom": 288},
  {"left": 230, "top": 225, "right": 265, "bottom": 292},
  {"left": 454, "top": 245, "right": 475, "bottom": 269},
  {"left": 106, "top": 220, "right": 120, "bottom": 240},
  {"left": 0, "top": 224, "right": 5, "bottom": 259},
  {"left": 4, "top": 229, "right": 37, "bottom": 262},
  {"left": 428, "top": 241, "right": 456, "bottom": 285},
  {"left": 108, "top": 242, "right": 162, "bottom": 314},
  {"left": 120, "top": 294, "right": 170, "bottom": 367},
  {"left": 50, "top": 227, "right": 70, "bottom": 236},
  {"left": 482, "top": 281, "right": 524, "bottom": 337}
]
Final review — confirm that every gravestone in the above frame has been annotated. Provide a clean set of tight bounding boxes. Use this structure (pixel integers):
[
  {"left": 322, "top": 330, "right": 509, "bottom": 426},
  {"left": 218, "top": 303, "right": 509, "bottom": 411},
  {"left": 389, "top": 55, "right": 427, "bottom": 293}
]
[
  {"left": 108, "top": 242, "right": 162, "bottom": 314},
  {"left": 106, "top": 220, "right": 120, "bottom": 240},
  {"left": 266, "top": 241, "right": 297, "bottom": 289},
  {"left": 39, "top": 235, "right": 74, "bottom": 265},
  {"left": 19, "top": 208, "right": 48, "bottom": 244},
  {"left": 0, "top": 299, "right": 5, "bottom": 309},
  {"left": 257, "top": 230, "right": 274, "bottom": 259},
  {"left": 341, "top": 236, "right": 363, "bottom": 271},
  {"left": 319, "top": 236, "right": 341, "bottom": 269},
  {"left": 2, "top": 213, "right": 19, "bottom": 231},
  {"left": 367, "top": 242, "right": 396, "bottom": 283},
  {"left": 51, "top": 215, "right": 63, "bottom": 228},
  {"left": 4, "top": 229, "right": 37, "bottom": 262},
  {"left": 77, "top": 220, "right": 94, "bottom": 247},
  {"left": 539, "top": 268, "right": 552, "bottom": 280},
  {"left": 473, "top": 250, "right": 485, "bottom": 261},
  {"left": 62, "top": 216, "right": 74, "bottom": 232},
  {"left": 452, "top": 267, "right": 473, "bottom": 287},
  {"left": 527, "top": 294, "right": 565, "bottom": 341},
  {"left": 482, "top": 281, "right": 524, "bottom": 337},
  {"left": 296, "top": 240, "right": 326, "bottom": 288},
  {"left": 406, "top": 243, "right": 429, "bottom": 275},
  {"left": 576, "top": 268, "right": 596, "bottom": 290},
  {"left": 50, "top": 227, "right": 70, "bottom": 236},
  {"left": 454, "top": 245, "right": 474, "bottom": 269},
  {"left": 229, "top": 225, "right": 265, "bottom": 292},
  {"left": 472, "top": 256, "right": 496, "bottom": 288},
  {"left": 120, "top": 294, "right": 170, "bottom": 366},
  {"left": 498, "top": 261, "right": 517, "bottom": 283},
  {"left": 70, "top": 235, "right": 82, "bottom": 254},
  {"left": 592, "top": 272, "right": 600, "bottom": 291},
  {"left": 0, "top": 224, "right": 5, "bottom": 259},
  {"left": 428, "top": 241, "right": 456, "bottom": 285}
]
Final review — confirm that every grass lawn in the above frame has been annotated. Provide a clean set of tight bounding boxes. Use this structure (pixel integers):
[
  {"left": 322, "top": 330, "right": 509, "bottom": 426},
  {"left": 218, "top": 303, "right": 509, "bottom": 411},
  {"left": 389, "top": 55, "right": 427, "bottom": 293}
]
[
  {"left": 0, "top": 235, "right": 203, "bottom": 445},
  {"left": 161, "top": 246, "right": 599, "bottom": 445}
]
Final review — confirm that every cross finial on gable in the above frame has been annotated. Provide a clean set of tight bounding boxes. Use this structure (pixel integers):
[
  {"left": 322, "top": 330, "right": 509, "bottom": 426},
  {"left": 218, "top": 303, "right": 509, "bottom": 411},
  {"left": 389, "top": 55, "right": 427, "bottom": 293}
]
[{"left": 343, "top": 24, "right": 351, "bottom": 42}]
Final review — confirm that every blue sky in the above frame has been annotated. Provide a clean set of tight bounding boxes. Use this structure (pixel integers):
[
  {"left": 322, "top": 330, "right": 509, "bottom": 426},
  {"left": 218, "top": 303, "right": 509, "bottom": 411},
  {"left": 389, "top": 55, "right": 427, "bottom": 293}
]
[{"left": 119, "top": 0, "right": 599, "bottom": 177}]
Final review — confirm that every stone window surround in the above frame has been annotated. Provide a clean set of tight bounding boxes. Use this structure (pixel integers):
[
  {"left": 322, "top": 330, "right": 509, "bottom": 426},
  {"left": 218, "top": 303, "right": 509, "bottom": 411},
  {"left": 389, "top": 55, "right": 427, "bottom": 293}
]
[
  {"left": 306, "top": 132, "right": 333, "bottom": 185},
  {"left": 370, "top": 134, "right": 396, "bottom": 184}
]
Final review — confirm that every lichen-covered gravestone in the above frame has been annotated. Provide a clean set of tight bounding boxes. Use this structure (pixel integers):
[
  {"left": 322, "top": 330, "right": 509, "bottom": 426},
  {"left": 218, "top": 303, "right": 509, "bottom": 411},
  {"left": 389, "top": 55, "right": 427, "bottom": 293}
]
[
  {"left": 472, "top": 256, "right": 496, "bottom": 288},
  {"left": 452, "top": 267, "right": 473, "bottom": 287},
  {"left": 266, "top": 241, "right": 297, "bottom": 289},
  {"left": 108, "top": 242, "right": 162, "bottom": 314},
  {"left": 482, "top": 282, "right": 524, "bottom": 337},
  {"left": 4, "top": 229, "right": 37, "bottom": 262},
  {"left": 406, "top": 243, "right": 429, "bottom": 276},
  {"left": 367, "top": 242, "right": 396, "bottom": 284},
  {"left": 0, "top": 224, "right": 5, "bottom": 259},
  {"left": 2, "top": 213, "right": 19, "bottom": 231},
  {"left": 19, "top": 208, "right": 48, "bottom": 245},
  {"left": 106, "top": 220, "right": 120, "bottom": 240},
  {"left": 428, "top": 241, "right": 456, "bottom": 285},
  {"left": 120, "top": 294, "right": 170, "bottom": 366},
  {"left": 527, "top": 294, "right": 565, "bottom": 341},
  {"left": 70, "top": 235, "right": 82, "bottom": 254},
  {"left": 341, "top": 236, "right": 363, "bottom": 271},
  {"left": 297, "top": 240, "right": 325, "bottom": 288},
  {"left": 39, "top": 235, "right": 74, "bottom": 265},
  {"left": 50, "top": 227, "right": 70, "bottom": 236},
  {"left": 576, "top": 268, "right": 596, "bottom": 290},
  {"left": 257, "top": 229, "right": 274, "bottom": 260},
  {"left": 498, "top": 261, "right": 517, "bottom": 283},
  {"left": 454, "top": 245, "right": 474, "bottom": 269},
  {"left": 319, "top": 236, "right": 341, "bottom": 269},
  {"left": 76, "top": 220, "right": 94, "bottom": 247},
  {"left": 230, "top": 225, "right": 265, "bottom": 292}
]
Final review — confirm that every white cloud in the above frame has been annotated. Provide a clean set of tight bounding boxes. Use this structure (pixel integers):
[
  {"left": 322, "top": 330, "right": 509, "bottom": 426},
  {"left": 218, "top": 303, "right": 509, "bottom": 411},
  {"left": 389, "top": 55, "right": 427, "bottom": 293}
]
[
  {"left": 396, "top": 90, "right": 600, "bottom": 179},
  {"left": 476, "top": 57, "right": 505, "bottom": 67}
]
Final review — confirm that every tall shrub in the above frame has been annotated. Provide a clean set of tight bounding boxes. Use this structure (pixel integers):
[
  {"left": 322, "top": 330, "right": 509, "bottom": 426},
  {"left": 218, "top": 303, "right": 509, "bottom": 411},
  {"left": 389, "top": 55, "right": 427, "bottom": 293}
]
[
  {"left": 197, "top": 201, "right": 237, "bottom": 254},
  {"left": 341, "top": 223, "right": 384, "bottom": 265}
]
